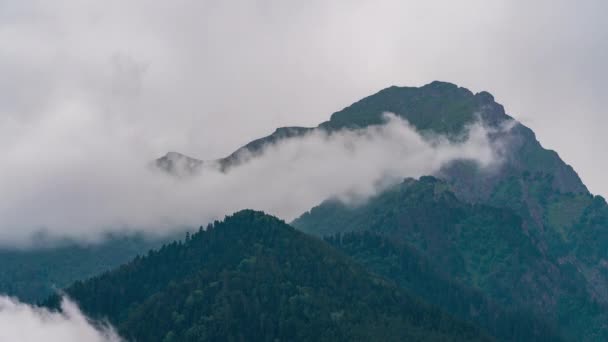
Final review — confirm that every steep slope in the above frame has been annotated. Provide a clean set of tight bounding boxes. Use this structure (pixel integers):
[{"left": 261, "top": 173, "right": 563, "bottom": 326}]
[
  {"left": 156, "top": 83, "right": 604, "bottom": 302},
  {"left": 156, "top": 81, "right": 587, "bottom": 199},
  {"left": 156, "top": 81, "right": 608, "bottom": 332},
  {"left": 46, "top": 210, "right": 490, "bottom": 342},
  {"left": 293, "top": 177, "right": 608, "bottom": 340},
  {"left": 324, "top": 231, "right": 563, "bottom": 342},
  {"left": 15, "top": 81, "right": 605, "bottom": 340}
]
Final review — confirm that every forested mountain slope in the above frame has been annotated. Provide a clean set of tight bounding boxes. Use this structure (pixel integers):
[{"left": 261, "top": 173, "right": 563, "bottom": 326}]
[
  {"left": 157, "top": 81, "right": 586, "bottom": 200},
  {"left": 10, "top": 81, "right": 608, "bottom": 341},
  {"left": 293, "top": 177, "right": 608, "bottom": 340},
  {"left": 156, "top": 81, "right": 608, "bottom": 339},
  {"left": 324, "top": 231, "right": 563, "bottom": 342},
  {"left": 46, "top": 210, "right": 490, "bottom": 342}
]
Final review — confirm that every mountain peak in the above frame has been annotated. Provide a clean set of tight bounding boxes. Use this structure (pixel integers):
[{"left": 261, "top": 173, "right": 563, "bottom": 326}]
[
  {"left": 422, "top": 80, "right": 469, "bottom": 93},
  {"left": 155, "top": 81, "right": 587, "bottom": 198},
  {"left": 474, "top": 90, "right": 495, "bottom": 102},
  {"left": 162, "top": 151, "right": 188, "bottom": 161},
  {"left": 156, "top": 151, "right": 204, "bottom": 175},
  {"left": 48, "top": 210, "right": 490, "bottom": 341},
  {"left": 320, "top": 81, "right": 507, "bottom": 134},
  {"left": 427, "top": 80, "right": 458, "bottom": 87}
]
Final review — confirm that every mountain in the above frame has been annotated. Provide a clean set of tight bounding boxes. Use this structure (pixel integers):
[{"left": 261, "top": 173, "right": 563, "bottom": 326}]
[
  {"left": 156, "top": 81, "right": 587, "bottom": 199},
  {"left": 155, "top": 81, "right": 608, "bottom": 340},
  {"left": 0, "top": 233, "right": 176, "bottom": 303},
  {"left": 293, "top": 176, "right": 608, "bottom": 340},
  {"left": 323, "top": 231, "right": 563, "bottom": 341},
  {"left": 10, "top": 81, "right": 607, "bottom": 340},
  {"left": 45, "top": 210, "right": 490, "bottom": 342}
]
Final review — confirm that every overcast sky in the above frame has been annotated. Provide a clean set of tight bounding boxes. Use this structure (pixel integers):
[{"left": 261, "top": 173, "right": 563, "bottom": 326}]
[{"left": 1, "top": 0, "right": 607, "bottom": 240}]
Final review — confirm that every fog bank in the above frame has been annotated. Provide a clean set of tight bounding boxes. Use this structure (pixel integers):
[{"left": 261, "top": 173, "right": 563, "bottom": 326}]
[{"left": 0, "top": 113, "right": 512, "bottom": 246}]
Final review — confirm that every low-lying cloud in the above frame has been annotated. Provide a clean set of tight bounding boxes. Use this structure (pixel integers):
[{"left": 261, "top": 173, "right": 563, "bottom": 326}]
[
  {"left": 0, "top": 296, "right": 122, "bottom": 342},
  {"left": 2, "top": 0, "right": 605, "bottom": 246},
  {"left": 0, "top": 112, "right": 512, "bottom": 246}
]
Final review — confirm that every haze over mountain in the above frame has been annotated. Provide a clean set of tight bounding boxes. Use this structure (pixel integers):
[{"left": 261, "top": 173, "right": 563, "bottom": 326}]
[
  {"left": 44, "top": 211, "right": 493, "bottom": 342},
  {"left": 0, "top": 82, "right": 510, "bottom": 302},
  {"left": 0, "top": 81, "right": 603, "bottom": 341},
  {"left": 0, "top": 84, "right": 510, "bottom": 246},
  {"left": 3, "top": 4, "right": 608, "bottom": 244},
  {"left": 160, "top": 80, "right": 589, "bottom": 231},
  {"left": 3, "top": 2, "right": 608, "bottom": 341},
  {"left": 154, "top": 81, "right": 608, "bottom": 340},
  {"left": 3, "top": 1, "right": 608, "bottom": 200},
  {"left": 0, "top": 82, "right": 517, "bottom": 303},
  {"left": 159, "top": 80, "right": 608, "bottom": 331},
  {"left": 3, "top": 1, "right": 607, "bottom": 246}
]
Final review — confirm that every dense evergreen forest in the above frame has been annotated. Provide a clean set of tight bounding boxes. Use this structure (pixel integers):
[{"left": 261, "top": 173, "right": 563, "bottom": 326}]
[
  {"left": 46, "top": 210, "right": 491, "bottom": 342},
  {"left": 294, "top": 176, "right": 608, "bottom": 340},
  {"left": 5, "top": 82, "right": 608, "bottom": 341},
  {"left": 325, "top": 231, "right": 562, "bottom": 341}
]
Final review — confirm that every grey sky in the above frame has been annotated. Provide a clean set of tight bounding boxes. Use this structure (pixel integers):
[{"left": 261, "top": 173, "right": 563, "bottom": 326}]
[{"left": 1, "top": 0, "right": 607, "bottom": 242}]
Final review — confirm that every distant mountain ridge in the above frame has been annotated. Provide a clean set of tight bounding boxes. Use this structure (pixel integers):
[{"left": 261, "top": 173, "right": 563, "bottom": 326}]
[{"left": 0, "top": 233, "right": 178, "bottom": 302}]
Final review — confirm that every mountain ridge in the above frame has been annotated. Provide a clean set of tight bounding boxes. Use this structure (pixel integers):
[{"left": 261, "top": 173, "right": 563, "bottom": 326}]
[
  {"left": 45, "top": 210, "right": 492, "bottom": 342},
  {"left": 21, "top": 81, "right": 607, "bottom": 341},
  {"left": 293, "top": 176, "right": 608, "bottom": 340},
  {"left": 156, "top": 81, "right": 587, "bottom": 196}
]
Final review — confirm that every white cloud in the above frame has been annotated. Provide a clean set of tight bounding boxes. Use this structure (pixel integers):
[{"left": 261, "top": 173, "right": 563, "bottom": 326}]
[
  {"left": 1, "top": 1, "right": 607, "bottom": 195},
  {"left": 0, "top": 0, "right": 605, "bottom": 244},
  {"left": 0, "top": 112, "right": 510, "bottom": 246},
  {"left": 0, "top": 296, "right": 122, "bottom": 342}
]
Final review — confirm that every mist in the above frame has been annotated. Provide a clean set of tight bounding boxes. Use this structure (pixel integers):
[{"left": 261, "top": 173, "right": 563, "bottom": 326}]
[
  {"left": 0, "top": 113, "right": 511, "bottom": 246},
  {"left": 1, "top": 0, "right": 604, "bottom": 245},
  {"left": 0, "top": 296, "right": 122, "bottom": 342},
  {"left": 1, "top": 0, "right": 607, "bottom": 198}
]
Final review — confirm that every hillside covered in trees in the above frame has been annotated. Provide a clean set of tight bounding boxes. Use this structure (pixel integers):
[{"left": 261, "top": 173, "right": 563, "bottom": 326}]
[
  {"left": 46, "top": 210, "right": 491, "bottom": 342},
  {"left": 8, "top": 82, "right": 608, "bottom": 341},
  {"left": 294, "top": 176, "right": 608, "bottom": 340}
]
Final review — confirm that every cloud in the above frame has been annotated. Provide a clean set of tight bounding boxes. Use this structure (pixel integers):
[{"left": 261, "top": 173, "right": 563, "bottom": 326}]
[
  {"left": 0, "top": 296, "right": 122, "bottom": 342},
  {"left": 1, "top": 0, "right": 607, "bottom": 196},
  {"left": 0, "top": 1, "right": 605, "bottom": 245},
  {"left": 0, "top": 111, "right": 511, "bottom": 246}
]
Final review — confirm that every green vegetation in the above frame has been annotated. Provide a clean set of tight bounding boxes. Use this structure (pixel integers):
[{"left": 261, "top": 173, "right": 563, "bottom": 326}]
[
  {"left": 46, "top": 211, "right": 490, "bottom": 342},
  {"left": 0, "top": 233, "right": 175, "bottom": 302},
  {"left": 8, "top": 81, "right": 608, "bottom": 341},
  {"left": 325, "top": 231, "right": 563, "bottom": 341},
  {"left": 294, "top": 176, "right": 608, "bottom": 340},
  {"left": 191, "top": 81, "right": 507, "bottom": 172},
  {"left": 320, "top": 82, "right": 481, "bottom": 135}
]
